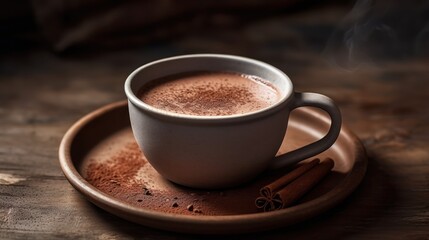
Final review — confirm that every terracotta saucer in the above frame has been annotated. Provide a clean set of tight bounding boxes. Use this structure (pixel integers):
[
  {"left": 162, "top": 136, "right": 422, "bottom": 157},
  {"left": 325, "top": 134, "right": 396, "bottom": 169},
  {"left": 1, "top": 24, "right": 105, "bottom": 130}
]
[{"left": 59, "top": 101, "right": 367, "bottom": 234}]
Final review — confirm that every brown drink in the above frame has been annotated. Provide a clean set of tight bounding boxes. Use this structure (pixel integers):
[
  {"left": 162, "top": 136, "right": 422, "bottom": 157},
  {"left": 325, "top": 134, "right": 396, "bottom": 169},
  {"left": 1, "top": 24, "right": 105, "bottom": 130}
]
[{"left": 138, "top": 71, "right": 281, "bottom": 116}]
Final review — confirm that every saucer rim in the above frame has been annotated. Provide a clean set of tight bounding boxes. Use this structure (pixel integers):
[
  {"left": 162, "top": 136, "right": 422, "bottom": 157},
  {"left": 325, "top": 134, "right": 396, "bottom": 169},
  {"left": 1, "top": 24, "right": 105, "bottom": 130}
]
[{"left": 59, "top": 101, "right": 367, "bottom": 234}]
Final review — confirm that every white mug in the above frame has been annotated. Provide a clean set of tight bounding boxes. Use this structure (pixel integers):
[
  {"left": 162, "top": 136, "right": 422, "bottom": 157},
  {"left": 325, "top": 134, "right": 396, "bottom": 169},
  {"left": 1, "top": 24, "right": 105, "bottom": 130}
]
[{"left": 125, "top": 54, "right": 341, "bottom": 189}]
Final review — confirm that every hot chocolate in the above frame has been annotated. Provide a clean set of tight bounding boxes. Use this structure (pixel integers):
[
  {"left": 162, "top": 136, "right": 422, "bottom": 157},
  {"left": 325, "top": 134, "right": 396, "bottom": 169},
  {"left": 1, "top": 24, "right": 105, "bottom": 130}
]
[{"left": 138, "top": 71, "right": 281, "bottom": 116}]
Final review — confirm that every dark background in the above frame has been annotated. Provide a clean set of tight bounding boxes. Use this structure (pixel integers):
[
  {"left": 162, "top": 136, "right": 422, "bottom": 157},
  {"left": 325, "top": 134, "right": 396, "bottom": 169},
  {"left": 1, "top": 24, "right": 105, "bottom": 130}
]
[{"left": 2, "top": 0, "right": 428, "bottom": 58}]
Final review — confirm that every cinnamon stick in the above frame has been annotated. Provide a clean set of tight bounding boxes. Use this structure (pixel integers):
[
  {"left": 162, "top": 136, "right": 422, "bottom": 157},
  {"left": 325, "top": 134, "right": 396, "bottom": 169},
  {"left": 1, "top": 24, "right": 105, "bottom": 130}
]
[
  {"left": 255, "top": 158, "right": 320, "bottom": 212},
  {"left": 256, "top": 158, "right": 334, "bottom": 212},
  {"left": 260, "top": 158, "right": 320, "bottom": 198}
]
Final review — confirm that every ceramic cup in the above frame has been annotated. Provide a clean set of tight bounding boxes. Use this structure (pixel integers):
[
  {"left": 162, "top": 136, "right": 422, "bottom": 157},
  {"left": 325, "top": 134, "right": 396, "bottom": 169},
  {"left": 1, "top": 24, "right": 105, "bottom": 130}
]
[{"left": 125, "top": 54, "right": 342, "bottom": 189}]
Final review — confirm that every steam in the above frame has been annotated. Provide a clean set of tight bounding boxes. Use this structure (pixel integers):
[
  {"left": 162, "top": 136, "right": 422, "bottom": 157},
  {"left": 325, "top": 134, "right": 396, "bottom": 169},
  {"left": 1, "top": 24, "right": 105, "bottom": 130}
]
[{"left": 324, "top": 0, "right": 429, "bottom": 70}]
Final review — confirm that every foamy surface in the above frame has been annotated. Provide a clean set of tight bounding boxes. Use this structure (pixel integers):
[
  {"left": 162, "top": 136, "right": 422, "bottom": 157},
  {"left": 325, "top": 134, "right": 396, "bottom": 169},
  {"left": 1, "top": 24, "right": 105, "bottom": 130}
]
[{"left": 139, "top": 72, "right": 281, "bottom": 116}]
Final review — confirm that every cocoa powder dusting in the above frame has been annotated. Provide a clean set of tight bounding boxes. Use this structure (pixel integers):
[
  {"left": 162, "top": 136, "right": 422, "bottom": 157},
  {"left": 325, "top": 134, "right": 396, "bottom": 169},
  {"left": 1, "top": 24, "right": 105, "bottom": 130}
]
[
  {"left": 86, "top": 142, "right": 186, "bottom": 213},
  {"left": 85, "top": 139, "right": 324, "bottom": 216},
  {"left": 85, "top": 142, "right": 148, "bottom": 202},
  {"left": 139, "top": 71, "right": 280, "bottom": 116}
]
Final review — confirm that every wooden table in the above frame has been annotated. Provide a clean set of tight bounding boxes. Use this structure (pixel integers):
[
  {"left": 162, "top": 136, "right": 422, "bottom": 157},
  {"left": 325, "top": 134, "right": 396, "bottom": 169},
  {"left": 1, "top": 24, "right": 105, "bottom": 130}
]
[{"left": 1, "top": 4, "right": 428, "bottom": 239}]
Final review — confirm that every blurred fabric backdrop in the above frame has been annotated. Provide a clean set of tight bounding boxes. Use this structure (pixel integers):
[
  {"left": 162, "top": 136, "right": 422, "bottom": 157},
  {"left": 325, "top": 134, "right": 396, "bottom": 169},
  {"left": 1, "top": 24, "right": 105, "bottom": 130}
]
[{"left": 2, "top": 0, "right": 428, "bottom": 68}]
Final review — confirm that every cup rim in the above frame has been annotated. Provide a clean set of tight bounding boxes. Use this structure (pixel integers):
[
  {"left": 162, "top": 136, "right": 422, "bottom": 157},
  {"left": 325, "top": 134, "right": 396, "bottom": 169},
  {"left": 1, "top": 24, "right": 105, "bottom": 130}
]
[{"left": 124, "top": 54, "right": 293, "bottom": 122}]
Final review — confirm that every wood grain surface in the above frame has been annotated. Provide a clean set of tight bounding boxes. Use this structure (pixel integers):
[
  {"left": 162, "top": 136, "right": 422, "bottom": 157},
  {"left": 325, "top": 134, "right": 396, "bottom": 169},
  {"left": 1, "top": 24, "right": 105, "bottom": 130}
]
[{"left": 1, "top": 4, "right": 428, "bottom": 239}]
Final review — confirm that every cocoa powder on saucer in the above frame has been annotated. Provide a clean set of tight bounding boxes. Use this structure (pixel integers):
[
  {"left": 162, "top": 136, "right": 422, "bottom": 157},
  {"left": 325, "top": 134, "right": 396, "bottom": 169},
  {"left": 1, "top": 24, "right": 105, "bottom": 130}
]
[
  {"left": 85, "top": 141, "right": 263, "bottom": 215},
  {"left": 84, "top": 140, "right": 306, "bottom": 216},
  {"left": 85, "top": 142, "right": 150, "bottom": 203},
  {"left": 85, "top": 142, "right": 195, "bottom": 214}
]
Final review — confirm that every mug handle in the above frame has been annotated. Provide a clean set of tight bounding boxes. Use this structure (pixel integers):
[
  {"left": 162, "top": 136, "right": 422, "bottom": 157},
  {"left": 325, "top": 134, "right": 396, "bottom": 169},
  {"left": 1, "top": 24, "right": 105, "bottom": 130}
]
[{"left": 269, "top": 92, "right": 342, "bottom": 169}]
